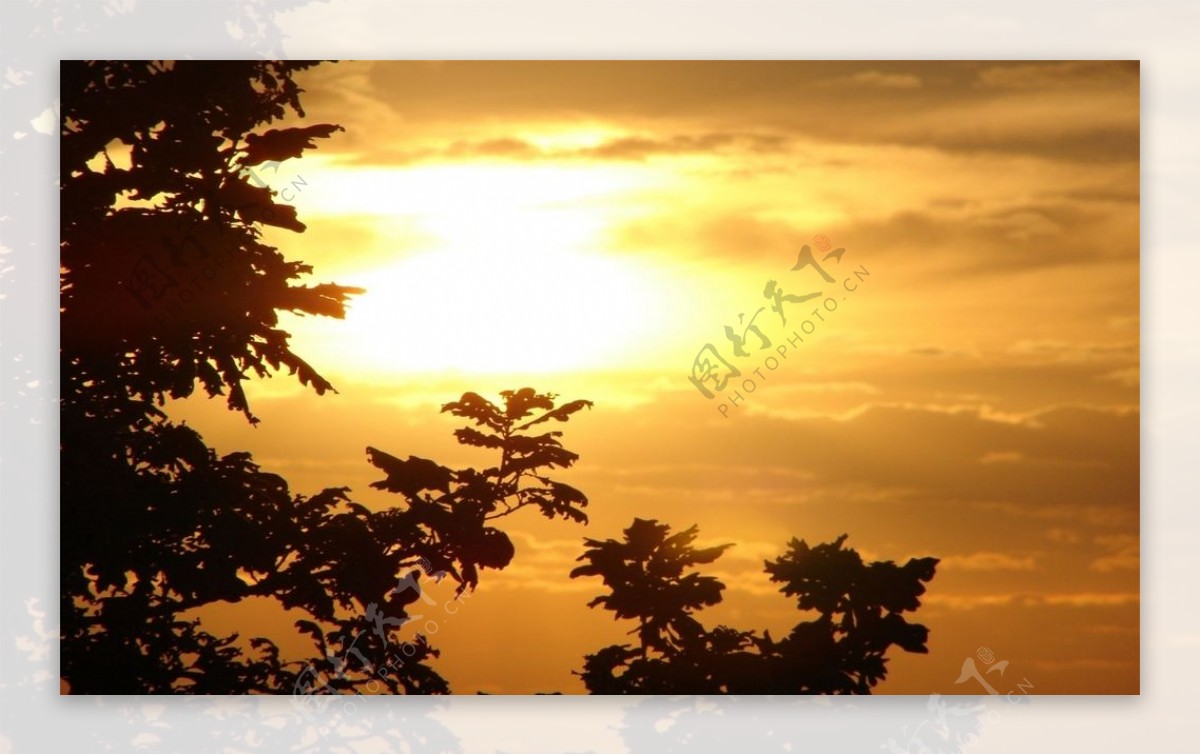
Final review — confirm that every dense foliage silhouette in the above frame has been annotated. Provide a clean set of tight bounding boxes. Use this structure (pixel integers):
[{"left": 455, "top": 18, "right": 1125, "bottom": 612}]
[
  {"left": 572, "top": 519, "right": 939, "bottom": 693},
  {"left": 59, "top": 60, "right": 594, "bottom": 694}
]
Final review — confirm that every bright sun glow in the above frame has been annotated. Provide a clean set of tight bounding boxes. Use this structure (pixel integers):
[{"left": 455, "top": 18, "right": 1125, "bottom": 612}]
[
  {"left": 340, "top": 238, "right": 658, "bottom": 375},
  {"left": 288, "top": 160, "right": 681, "bottom": 375}
]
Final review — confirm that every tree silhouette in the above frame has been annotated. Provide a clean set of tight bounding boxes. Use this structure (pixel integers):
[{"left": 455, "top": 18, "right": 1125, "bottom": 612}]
[
  {"left": 59, "top": 60, "right": 595, "bottom": 694},
  {"left": 290, "top": 388, "right": 593, "bottom": 696},
  {"left": 60, "top": 59, "right": 941, "bottom": 697},
  {"left": 571, "top": 519, "right": 939, "bottom": 693},
  {"left": 61, "top": 60, "right": 354, "bottom": 425}
]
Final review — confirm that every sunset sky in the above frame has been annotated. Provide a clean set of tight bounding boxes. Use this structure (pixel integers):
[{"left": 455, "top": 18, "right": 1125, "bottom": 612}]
[{"left": 169, "top": 61, "right": 1140, "bottom": 694}]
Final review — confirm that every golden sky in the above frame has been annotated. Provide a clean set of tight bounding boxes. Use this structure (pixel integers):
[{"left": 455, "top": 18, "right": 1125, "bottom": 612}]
[{"left": 171, "top": 61, "right": 1139, "bottom": 694}]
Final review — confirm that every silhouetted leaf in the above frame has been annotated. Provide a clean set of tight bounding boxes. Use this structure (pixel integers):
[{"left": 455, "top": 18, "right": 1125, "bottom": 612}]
[
  {"left": 441, "top": 392, "right": 506, "bottom": 432},
  {"left": 366, "top": 447, "right": 454, "bottom": 497},
  {"left": 516, "top": 399, "right": 595, "bottom": 430},
  {"left": 454, "top": 427, "right": 503, "bottom": 449},
  {"left": 241, "top": 124, "right": 345, "bottom": 165},
  {"left": 501, "top": 387, "right": 555, "bottom": 420}
]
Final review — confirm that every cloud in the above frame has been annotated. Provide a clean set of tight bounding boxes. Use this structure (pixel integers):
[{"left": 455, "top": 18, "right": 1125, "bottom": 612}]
[
  {"left": 445, "top": 136, "right": 540, "bottom": 160},
  {"left": 925, "top": 592, "right": 1017, "bottom": 610},
  {"left": 844, "top": 200, "right": 1139, "bottom": 276},
  {"left": 479, "top": 532, "right": 595, "bottom": 595},
  {"left": 940, "top": 552, "right": 1036, "bottom": 571},
  {"left": 976, "top": 61, "right": 1139, "bottom": 91},
  {"left": 1008, "top": 340, "right": 1138, "bottom": 363},
  {"left": 297, "top": 61, "right": 1138, "bottom": 164},
  {"left": 927, "top": 591, "right": 1138, "bottom": 611},
  {"left": 979, "top": 451, "right": 1024, "bottom": 464},
  {"left": 584, "top": 133, "right": 790, "bottom": 161},
  {"left": 611, "top": 211, "right": 804, "bottom": 266},
  {"left": 1090, "top": 534, "right": 1139, "bottom": 573},
  {"left": 1040, "top": 592, "right": 1139, "bottom": 607},
  {"left": 973, "top": 501, "right": 1134, "bottom": 528},
  {"left": 844, "top": 71, "right": 923, "bottom": 89},
  {"left": 978, "top": 208, "right": 1064, "bottom": 241},
  {"left": 607, "top": 183, "right": 1137, "bottom": 277},
  {"left": 338, "top": 131, "right": 796, "bottom": 167},
  {"left": 581, "top": 393, "right": 1140, "bottom": 519},
  {"left": 1045, "top": 527, "right": 1081, "bottom": 545},
  {"left": 1100, "top": 367, "right": 1140, "bottom": 387},
  {"left": 767, "top": 381, "right": 882, "bottom": 396},
  {"left": 858, "top": 86, "right": 1138, "bottom": 162}
]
